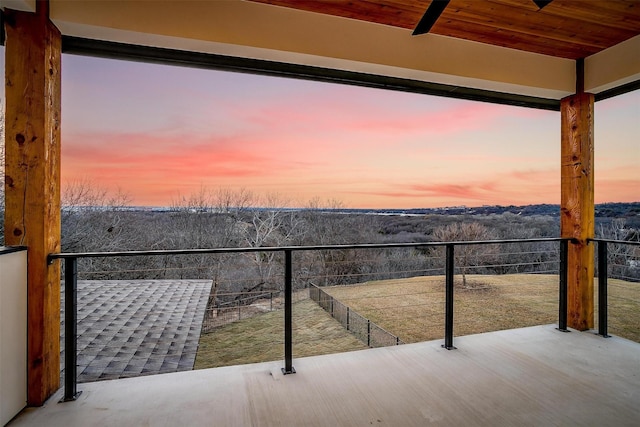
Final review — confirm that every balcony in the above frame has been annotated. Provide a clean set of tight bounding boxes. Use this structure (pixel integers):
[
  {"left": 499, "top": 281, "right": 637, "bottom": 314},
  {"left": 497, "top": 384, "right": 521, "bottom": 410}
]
[
  {"left": 4, "top": 238, "right": 640, "bottom": 425},
  {"left": 3, "top": 0, "right": 639, "bottom": 420},
  {"left": 9, "top": 325, "right": 640, "bottom": 426}
]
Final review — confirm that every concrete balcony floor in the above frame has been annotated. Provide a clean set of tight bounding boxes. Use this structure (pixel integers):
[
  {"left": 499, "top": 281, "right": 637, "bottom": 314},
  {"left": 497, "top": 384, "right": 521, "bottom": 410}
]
[{"left": 9, "top": 325, "right": 640, "bottom": 426}]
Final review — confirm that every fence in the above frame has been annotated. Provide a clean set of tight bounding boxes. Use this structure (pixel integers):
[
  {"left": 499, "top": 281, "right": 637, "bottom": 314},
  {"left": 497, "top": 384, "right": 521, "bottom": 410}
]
[
  {"left": 203, "top": 290, "right": 278, "bottom": 331},
  {"left": 309, "top": 284, "right": 403, "bottom": 347},
  {"left": 202, "top": 289, "right": 308, "bottom": 332}
]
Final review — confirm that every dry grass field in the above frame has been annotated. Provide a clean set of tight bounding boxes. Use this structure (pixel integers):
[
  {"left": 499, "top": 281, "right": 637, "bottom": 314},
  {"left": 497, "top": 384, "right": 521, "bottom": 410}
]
[
  {"left": 324, "top": 274, "right": 639, "bottom": 343},
  {"left": 195, "top": 274, "right": 638, "bottom": 369},
  {"left": 323, "top": 274, "right": 556, "bottom": 343},
  {"left": 605, "top": 278, "right": 640, "bottom": 342},
  {"left": 195, "top": 299, "right": 367, "bottom": 369}
]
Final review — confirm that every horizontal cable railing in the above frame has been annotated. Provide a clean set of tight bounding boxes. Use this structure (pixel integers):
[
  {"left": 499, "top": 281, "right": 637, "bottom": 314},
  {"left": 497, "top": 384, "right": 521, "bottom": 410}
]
[
  {"left": 589, "top": 238, "right": 640, "bottom": 339},
  {"left": 48, "top": 237, "right": 571, "bottom": 402}
]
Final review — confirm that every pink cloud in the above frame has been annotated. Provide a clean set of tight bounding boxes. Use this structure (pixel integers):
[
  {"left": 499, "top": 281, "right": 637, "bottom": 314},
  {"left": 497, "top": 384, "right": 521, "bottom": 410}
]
[
  {"left": 407, "top": 183, "right": 497, "bottom": 200},
  {"left": 62, "top": 131, "right": 285, "bottom": 201},
  {"left": 232, "top": 87, "right": 543, "bottom": 143},
  {"left": 342, "top": 166, "right": 562, "bottom": 208},
  {"left": 60, "top": 124, "right": 566, "bottom": 207}
]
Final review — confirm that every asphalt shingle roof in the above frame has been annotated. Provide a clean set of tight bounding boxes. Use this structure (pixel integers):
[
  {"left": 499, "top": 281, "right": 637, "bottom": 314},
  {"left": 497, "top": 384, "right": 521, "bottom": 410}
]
[{"left": 61, "top": 280, "right": 212, "bottom": 382}]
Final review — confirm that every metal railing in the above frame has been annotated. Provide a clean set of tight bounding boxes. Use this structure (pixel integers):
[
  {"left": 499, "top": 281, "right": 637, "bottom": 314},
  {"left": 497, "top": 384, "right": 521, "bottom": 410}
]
[
  {"left": 48, "top": 237, "right": 570, "bottom": 402},
  {"left": 590, "top": 238, "right": 640, "bottom": 338}
]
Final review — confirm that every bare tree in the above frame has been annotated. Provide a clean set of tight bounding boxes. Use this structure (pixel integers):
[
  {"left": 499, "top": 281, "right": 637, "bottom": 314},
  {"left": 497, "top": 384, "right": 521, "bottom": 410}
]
[
  {"left": 214, "top": 187, "right": 254, "bottom": 215},
  {"left": 206, "top": 187, "right": 254, "bottom": 304},
  {"left": 243, "top": 193, "right": 301, "bottom": 290},
  {"left": 432, "top": 222, "right": 495, "bottom": 288},
  {"left": 598, "top": 219, "right": 640, "bottom": 281},
  {"left": 299, "top": 198, "right": 379, "bottom": 286},
  {"left": 61, "top": 179, "right": 133, "bottom": 252},
  {"left": 60, "top": 179, "right": 139, "bottom": 278},
  {"left": 169, "top": 187, "right": 256, "bottom": 315},
  {"left": 169, "top": 187, "right": 252, "bottom": 250}
]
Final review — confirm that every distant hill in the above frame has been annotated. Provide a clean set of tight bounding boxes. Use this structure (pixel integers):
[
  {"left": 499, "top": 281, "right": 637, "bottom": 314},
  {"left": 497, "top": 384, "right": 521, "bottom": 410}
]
[
  {"left": 125, "top": 202, "right": 640, "bottom": 219},
  {"left": 303, "top": 202, "right": 640, "bottom": 219}
]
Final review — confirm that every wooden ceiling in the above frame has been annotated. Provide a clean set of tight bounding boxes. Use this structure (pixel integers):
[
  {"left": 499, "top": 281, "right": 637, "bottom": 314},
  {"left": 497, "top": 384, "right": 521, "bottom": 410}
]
[{"left": 249, "top": 0, "right": 640, "bottom": 60}]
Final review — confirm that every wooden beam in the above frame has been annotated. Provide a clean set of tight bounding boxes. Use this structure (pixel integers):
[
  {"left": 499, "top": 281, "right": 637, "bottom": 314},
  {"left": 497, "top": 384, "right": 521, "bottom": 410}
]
[
  {"left": 560, "top": 92, "right": 594, "bottom": 331},
  {"left": 4, "top": 8, "right": 62, "bottom": 405}
]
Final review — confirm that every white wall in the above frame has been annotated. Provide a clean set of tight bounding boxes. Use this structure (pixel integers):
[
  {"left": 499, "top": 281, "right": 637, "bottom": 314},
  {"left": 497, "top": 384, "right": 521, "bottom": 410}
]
[{"left": 0, "top": 247, "right": 27, "bottom": 426}]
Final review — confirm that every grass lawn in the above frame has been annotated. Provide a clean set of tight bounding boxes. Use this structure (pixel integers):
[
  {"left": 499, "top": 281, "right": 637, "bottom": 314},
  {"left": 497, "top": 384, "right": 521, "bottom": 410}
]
[
  {"left": 195, "top": 299, "right": 367, "bottom": 369},
  {"left": 605, "top": 278, "right": 640, "bottom": 342},
  {"left": 324, "top": 274, "right": 639, "bottom": 343},
  {"left": 195, "top": 274, "right": 639, "bottom": 369}
]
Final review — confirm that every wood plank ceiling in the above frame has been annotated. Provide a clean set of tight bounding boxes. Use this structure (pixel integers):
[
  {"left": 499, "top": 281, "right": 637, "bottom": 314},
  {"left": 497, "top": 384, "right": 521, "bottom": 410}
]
[{"left": 249, "top": 0, "right": 640, "bottom": 60}]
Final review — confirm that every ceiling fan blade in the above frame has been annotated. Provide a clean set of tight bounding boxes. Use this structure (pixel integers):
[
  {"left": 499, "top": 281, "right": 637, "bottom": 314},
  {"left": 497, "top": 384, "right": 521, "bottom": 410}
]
[
  {"left": 412, "top": 0, "right": 450, "bottom": 36},
  {"left": 532, "top": 0, "right": 553, "bottom": 9}
]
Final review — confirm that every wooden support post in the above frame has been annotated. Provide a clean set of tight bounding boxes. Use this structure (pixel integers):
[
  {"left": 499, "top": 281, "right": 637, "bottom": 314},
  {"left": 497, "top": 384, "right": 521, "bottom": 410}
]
[
  {"left": 560, "top": 92, "right": 594, "bottom": 331},
  {"left": 4, "top": 7, "right": 62, "bottom": 405}
]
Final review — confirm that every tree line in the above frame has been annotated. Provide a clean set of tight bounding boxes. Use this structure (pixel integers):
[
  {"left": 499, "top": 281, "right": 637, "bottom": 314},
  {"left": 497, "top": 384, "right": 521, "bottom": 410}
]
[
  {"left": 20, "top": 183, "right": 625, "bottom": 300},
  {"left": 1, "top": 172, "right": 638, "bottom": 305}
]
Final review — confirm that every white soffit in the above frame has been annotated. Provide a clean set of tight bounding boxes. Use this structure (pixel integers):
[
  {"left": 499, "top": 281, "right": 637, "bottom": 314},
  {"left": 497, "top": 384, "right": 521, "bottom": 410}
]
[{"left": 585, "top": 34, "right": 640, "bottom": 94}]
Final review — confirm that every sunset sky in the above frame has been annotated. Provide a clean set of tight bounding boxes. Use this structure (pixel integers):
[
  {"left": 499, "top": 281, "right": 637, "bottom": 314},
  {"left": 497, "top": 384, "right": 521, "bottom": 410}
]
[{"left": 3, "top": 50, "right": 639, "bottom": 208}]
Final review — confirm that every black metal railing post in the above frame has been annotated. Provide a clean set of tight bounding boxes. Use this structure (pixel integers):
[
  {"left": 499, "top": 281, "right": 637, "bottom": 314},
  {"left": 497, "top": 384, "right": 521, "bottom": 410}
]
[
  {"left": 443, "top": 244, "right": 456, "bottom": 350},
  {"left": 282, "top": 249, "right": 295, "bottom": 374},
  {"left": 346, "top": 306, "right": 350, "bottom": 331},
  {"left": 63, "top": 257, "right": 82, "bottom": 402},
  {"left": 597, "top": 241, "right": 610, "bottom": 337},
  {"left": 557, "top": 239, "right": 568, "bottom": 332}
]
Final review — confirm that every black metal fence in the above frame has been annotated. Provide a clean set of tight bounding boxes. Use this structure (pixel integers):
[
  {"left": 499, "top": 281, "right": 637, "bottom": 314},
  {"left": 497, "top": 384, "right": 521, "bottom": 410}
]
[
  {"left": 204, "top": 290, "right": 277, "bottom": 331},
  {"left": 49, "top": 237, "right": 572, "bottom": 402},
  {"left": 309, "top": 284, "right": 403, "bottom": 347},
  {"left": 201, "top": 289, "right": 313, "bottom": 332}
]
